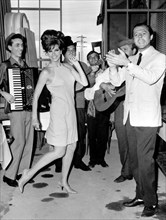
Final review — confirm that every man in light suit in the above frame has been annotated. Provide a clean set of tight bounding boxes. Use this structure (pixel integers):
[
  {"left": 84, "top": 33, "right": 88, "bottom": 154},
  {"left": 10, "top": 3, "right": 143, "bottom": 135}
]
[
  {"left": 0, "top": 33, "right": 34, "bottom": 187},
  {"left": 106, "top": 23, "right": 166, "bottom": 217}
]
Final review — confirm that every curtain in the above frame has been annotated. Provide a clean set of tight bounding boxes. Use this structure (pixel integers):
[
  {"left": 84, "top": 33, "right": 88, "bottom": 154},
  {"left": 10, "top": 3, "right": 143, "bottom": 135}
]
[{"left": 0, "top": 0, "right": 11, "bottom": 63}]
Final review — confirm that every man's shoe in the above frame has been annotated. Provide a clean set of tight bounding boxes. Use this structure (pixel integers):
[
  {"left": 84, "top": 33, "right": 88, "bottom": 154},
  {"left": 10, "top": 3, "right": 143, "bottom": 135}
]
[
  {"left": 3, "top": 176, "right": 18, "bottom": 187},
  {"left": 141, "top": 206, "right": 158, "bottom": 217},
  {"left": 88, "top": 162, "right": 96, "bottom": 168},
  {"left": 123, "top": 198, "right": 144, "bottom": 207},
  {"left": 114, "top": 175, "right": 133, "bottom": 183},
  {"left": 54, "top": 159, "right": 62, "bottom": 173},
  {"left": 100, "top": 161, "right": 109, "bottom": 167},
  {"left": 75, "top": 161, "right": 91, "bottom": 171},
  {"left": 114, "top": 175, "right": 126, "bottom": 183},
  {"left": 126, "top": 175, "right": 133, "bottom": 180}
]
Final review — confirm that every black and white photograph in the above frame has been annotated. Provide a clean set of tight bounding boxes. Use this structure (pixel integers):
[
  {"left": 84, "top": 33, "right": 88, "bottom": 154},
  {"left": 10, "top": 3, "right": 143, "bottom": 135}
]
[{"left": 0, "top": 0, "right": 166, "bottom": 219}]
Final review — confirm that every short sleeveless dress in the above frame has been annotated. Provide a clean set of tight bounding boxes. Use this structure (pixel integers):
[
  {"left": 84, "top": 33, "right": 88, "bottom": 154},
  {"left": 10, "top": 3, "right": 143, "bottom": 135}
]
[{"left": 45, "top": 64, "right": 78, "bottom": 146}]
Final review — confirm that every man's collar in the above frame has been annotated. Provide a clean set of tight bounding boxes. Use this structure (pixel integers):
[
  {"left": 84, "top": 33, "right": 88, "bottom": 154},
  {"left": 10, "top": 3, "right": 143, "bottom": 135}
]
[
  {"left": 138, "top": 45, "right": 152, "bottom": 56},
  {"left": 9, "top": 57, "right": 24, "bottom": 67}
]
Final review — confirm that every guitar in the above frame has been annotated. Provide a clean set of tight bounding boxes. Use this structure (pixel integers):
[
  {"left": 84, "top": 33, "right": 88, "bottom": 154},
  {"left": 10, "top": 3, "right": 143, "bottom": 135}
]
[{"left": 94, "top": 83, "right": 125, "bottom": 112}]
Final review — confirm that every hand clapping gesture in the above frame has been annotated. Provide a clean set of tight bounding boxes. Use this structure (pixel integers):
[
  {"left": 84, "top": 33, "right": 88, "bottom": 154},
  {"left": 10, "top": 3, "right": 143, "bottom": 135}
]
[{"left": 106, "top": 49, "right": 129, "bottom": 67}]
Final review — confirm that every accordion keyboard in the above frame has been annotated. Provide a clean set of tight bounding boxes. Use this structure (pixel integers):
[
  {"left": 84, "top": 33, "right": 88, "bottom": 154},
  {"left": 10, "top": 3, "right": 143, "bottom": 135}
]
[
  {"left": 8, "top": 68, "right": 23, "bottom": 110},
  {"left": 7, "top": 67, "right": 38, "bottom": 111}
]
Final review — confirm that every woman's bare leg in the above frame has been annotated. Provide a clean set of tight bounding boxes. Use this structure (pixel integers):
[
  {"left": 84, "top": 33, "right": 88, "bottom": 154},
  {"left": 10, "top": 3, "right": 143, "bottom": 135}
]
[
  {"left": 19, "top": 144, "right": 66, "bottom": 192},
  {"left": 61, "top": 142, "right": 77, "bottom": 193}
]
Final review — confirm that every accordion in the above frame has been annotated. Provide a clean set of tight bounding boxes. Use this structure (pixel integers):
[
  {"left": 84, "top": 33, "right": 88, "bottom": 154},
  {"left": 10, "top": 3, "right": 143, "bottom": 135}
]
[{"left": 6, "top": 67, "right": 38, "bottom": 111}]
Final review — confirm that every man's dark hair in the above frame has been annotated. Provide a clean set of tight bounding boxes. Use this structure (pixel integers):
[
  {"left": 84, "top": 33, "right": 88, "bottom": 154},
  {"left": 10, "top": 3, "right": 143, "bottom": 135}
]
[
  {"left": 133, "top": 22, "right": 156, "bottom": 47},
  {"left": 6, "top": 33, "right": 26, "bottom": 52},
  {"left": 87, "top": 50, "right": 100, "bottom": 61},
  {"left": 62, "top": 36, "right": 77, "bottom": 55},
  {"left": 133, "top": 23, "right": 154, "bottom": 36}
]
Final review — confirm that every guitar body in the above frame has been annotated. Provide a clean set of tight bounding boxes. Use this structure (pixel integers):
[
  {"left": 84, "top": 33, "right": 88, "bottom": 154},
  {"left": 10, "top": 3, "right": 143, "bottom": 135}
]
[{"left": 94, "top": 83, "right": 125, "bottom": 112}]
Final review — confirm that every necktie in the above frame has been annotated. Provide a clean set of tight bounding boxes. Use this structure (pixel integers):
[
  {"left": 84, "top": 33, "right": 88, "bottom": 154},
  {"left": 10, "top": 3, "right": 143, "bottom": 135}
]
[{"left": 137, "top": 53, "right": 142, "bottom": 65}]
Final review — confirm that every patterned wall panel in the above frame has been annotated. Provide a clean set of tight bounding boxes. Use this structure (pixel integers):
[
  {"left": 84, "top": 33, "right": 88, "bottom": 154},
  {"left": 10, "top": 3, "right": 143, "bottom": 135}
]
[{"left": 156, "top": 12, "right": 166, "bottom": 54}]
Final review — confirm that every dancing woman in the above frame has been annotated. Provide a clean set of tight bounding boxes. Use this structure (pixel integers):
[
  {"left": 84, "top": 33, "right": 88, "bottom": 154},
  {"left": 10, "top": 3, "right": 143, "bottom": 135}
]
[{"left": 18, "top": 29, "right": 88, "bottom": 193}]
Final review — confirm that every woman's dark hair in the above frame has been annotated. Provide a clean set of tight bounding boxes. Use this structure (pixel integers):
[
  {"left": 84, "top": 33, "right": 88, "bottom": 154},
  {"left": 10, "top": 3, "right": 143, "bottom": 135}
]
[
  {"left": 133, "top": 23, "right": 154, "bottom": 36},
  {"left": 41, "top": 29, "right": 65, "bottom": 52}
]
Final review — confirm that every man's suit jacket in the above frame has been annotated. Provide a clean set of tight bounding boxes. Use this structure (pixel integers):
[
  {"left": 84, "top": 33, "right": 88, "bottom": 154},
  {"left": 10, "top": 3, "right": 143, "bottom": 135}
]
[{"left": 109, "top": 46, "right": 166, "bottom": 127}]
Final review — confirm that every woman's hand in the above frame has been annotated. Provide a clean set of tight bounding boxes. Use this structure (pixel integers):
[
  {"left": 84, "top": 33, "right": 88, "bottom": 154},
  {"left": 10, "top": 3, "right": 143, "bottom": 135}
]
[
  {"left": 68, "top": 55, "right": 78, "bottom": 65},
  {"left": 32, "top": 118, "right": 41, "bottom": 130}
]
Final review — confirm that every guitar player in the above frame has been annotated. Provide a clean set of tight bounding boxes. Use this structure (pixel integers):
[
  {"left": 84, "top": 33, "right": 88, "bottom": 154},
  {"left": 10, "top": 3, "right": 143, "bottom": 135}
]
[
  {"left": 86, "top": 50, "right": 112, "bottom": 168},
  {"left": 85, "top": 40, "right": 137, "bottom": 179}
]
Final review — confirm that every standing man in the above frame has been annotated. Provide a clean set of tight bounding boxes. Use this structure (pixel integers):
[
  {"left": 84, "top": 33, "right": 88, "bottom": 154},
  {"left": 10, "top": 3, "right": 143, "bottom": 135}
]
[
  {"left": 114, "top": 38, "right": 137, "bottom": 183},
  {"left": 0, "top": 33, "right": 34, "bottom": 187},
  {"left": 86, "top": 50, "right": 110, "bottom": 168},
  {"left": 106, "top": 23, "right": 166, "bottom": 217},
  {"left": 62, "top": 36, "right": 91, "bottom": 171}
]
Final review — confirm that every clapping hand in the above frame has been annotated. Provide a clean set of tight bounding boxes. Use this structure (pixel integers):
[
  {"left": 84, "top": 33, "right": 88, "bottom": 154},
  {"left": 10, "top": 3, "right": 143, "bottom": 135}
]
[{"left": 106, "top": 49, "right": 129, "bottom": 67}]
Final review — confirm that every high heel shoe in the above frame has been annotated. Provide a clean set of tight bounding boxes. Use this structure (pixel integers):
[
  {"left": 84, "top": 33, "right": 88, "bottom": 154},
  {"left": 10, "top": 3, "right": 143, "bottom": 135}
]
[
  {"left": 18, "top": 169, "right": 30, "bottom": 193},
  {"left": 58, "top": 182, "right": 77, "bottom": 194}
]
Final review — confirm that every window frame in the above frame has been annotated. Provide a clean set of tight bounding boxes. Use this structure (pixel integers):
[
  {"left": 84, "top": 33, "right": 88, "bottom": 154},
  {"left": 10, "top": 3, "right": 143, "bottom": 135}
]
[{"left": 11, "top": 0, "right": 62, "bottom": 69}]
